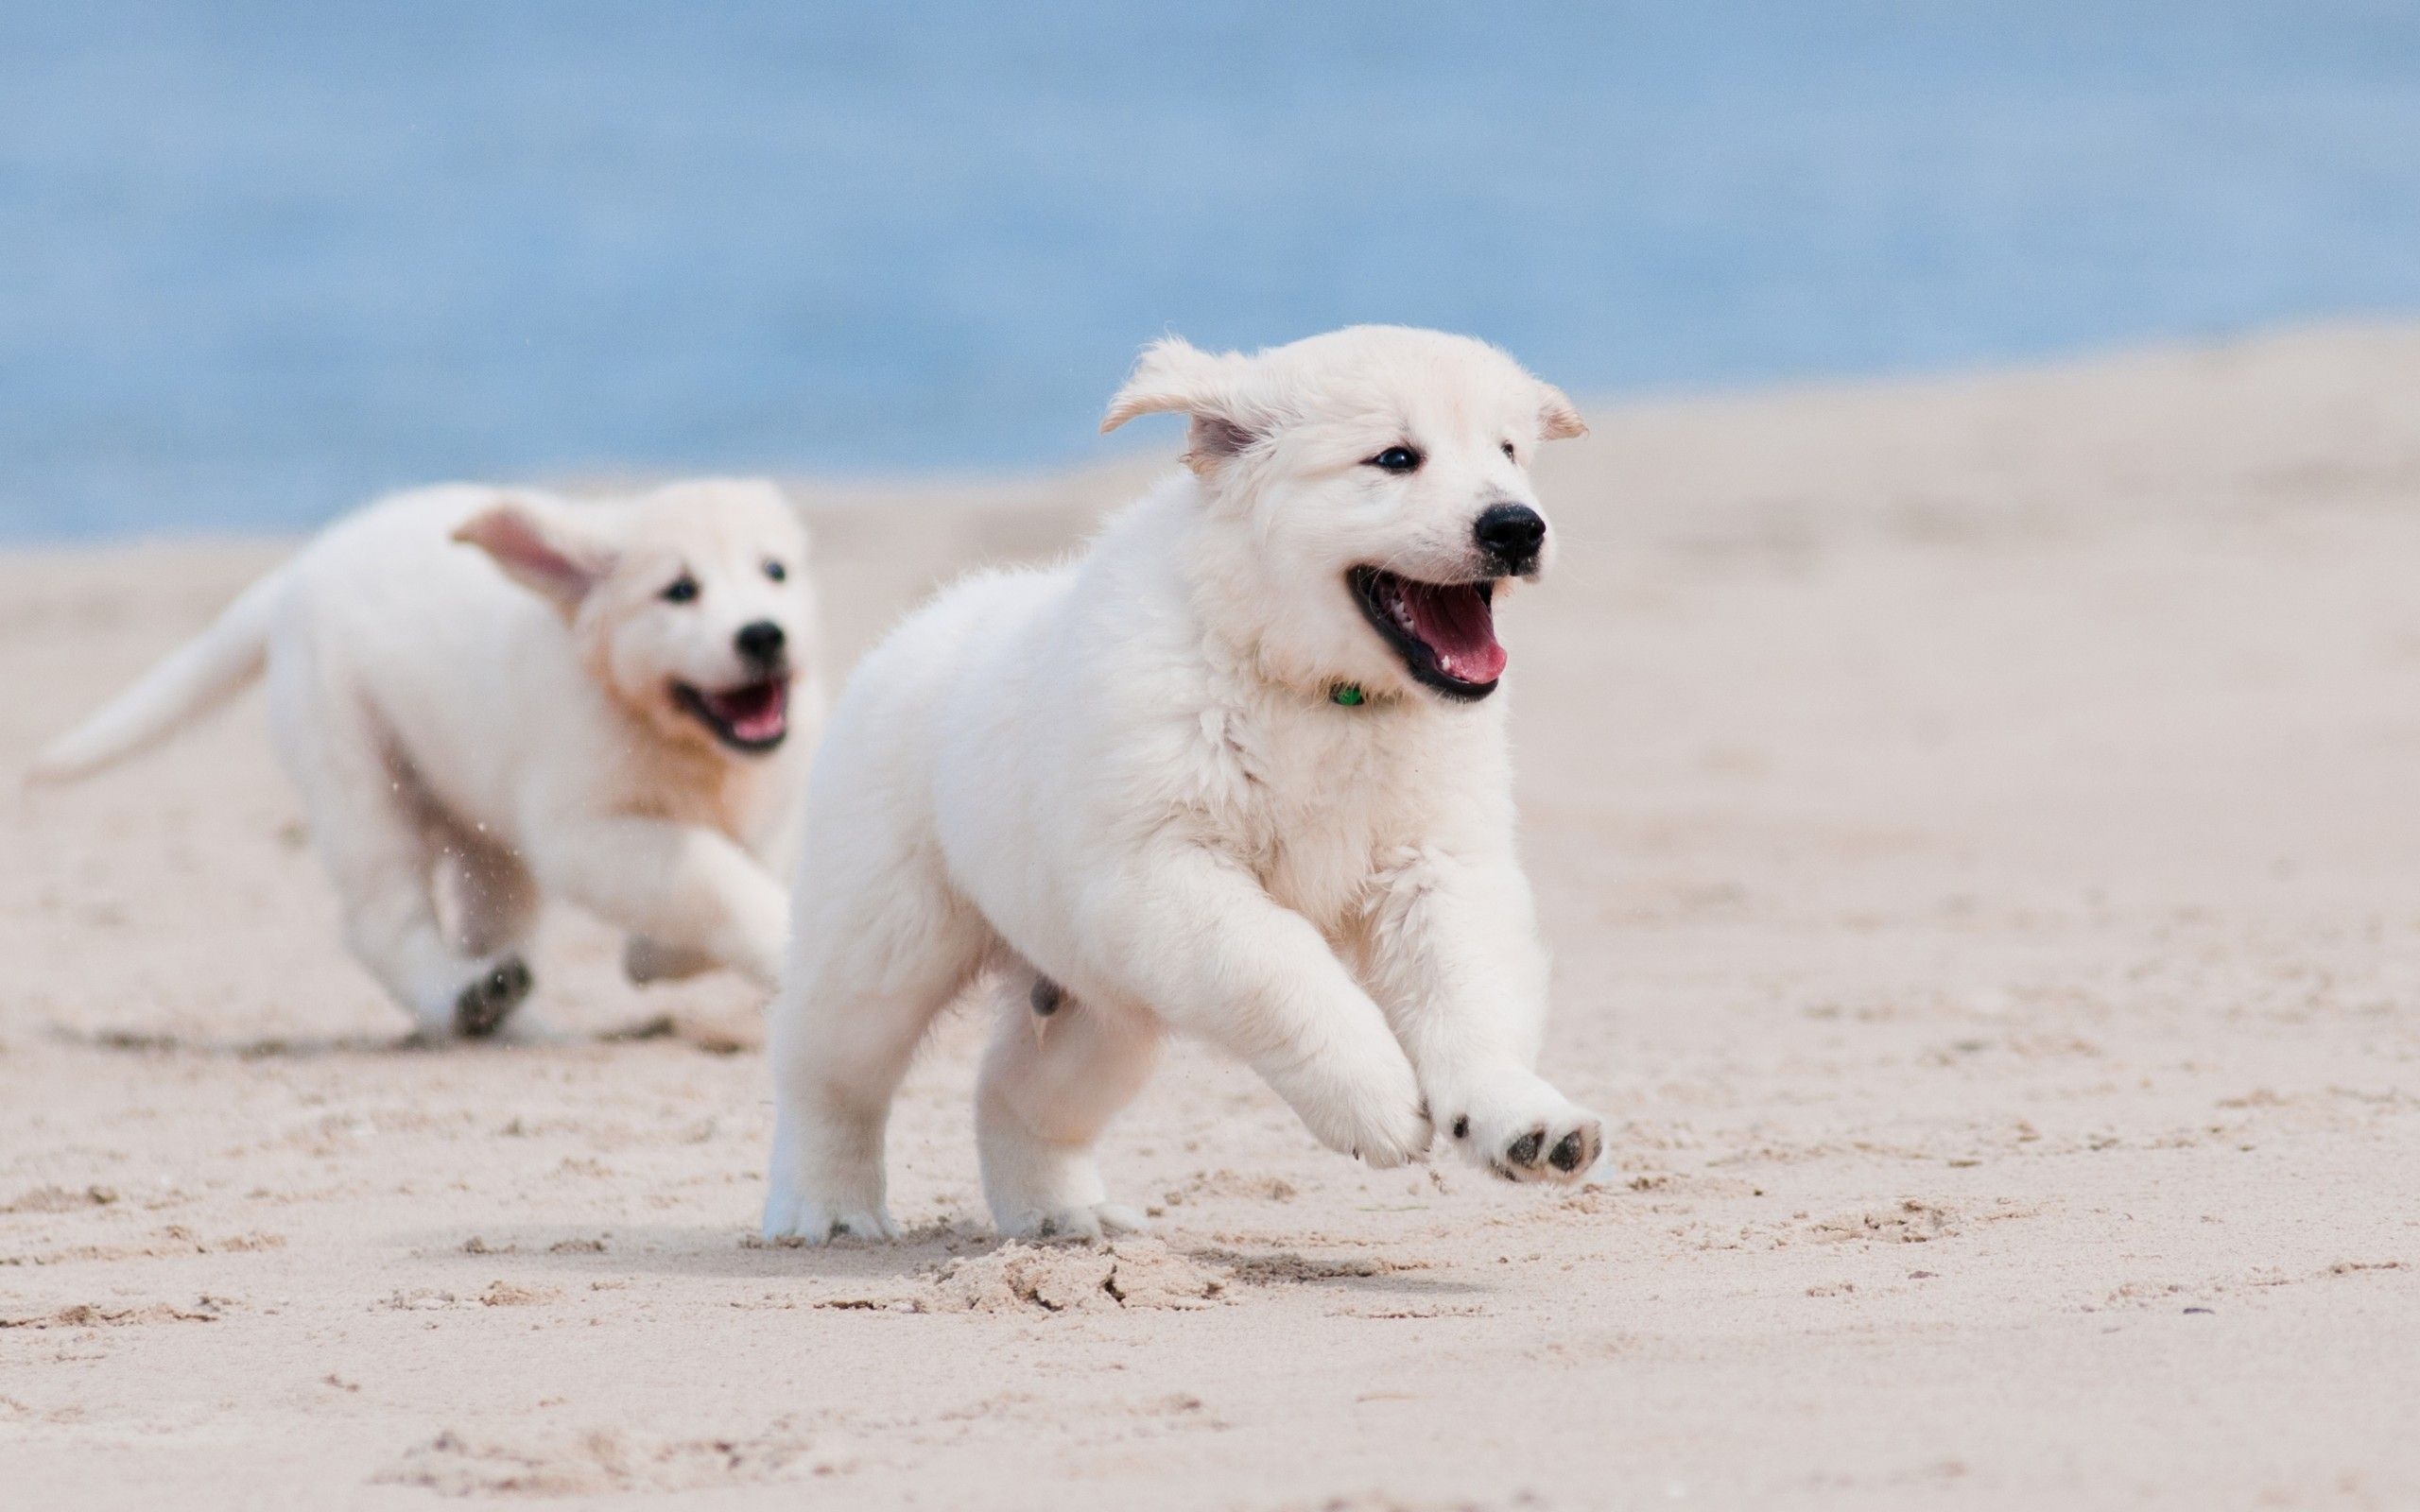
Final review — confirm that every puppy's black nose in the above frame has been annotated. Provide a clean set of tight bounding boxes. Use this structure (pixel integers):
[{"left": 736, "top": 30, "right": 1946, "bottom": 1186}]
[
  {"left": 1474, "top": 503, "right": 1547, "bottom": 573},
  {"left": 735, "top": 620, "right": 786, "bottom": 665}
]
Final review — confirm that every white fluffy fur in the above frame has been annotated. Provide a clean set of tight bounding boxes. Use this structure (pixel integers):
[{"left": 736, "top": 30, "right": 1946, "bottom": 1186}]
[
  {"left": 31, "top": 478, "right": 822, "bottom": 1040},
  {"left": 764, "top": 326, "right": 1601, "bottom": 1244}
]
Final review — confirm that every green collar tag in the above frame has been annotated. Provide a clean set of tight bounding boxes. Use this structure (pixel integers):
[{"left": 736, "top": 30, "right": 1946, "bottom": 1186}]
[{"left": 1330, "top": 683, "right": 1366, "bottom": 707}]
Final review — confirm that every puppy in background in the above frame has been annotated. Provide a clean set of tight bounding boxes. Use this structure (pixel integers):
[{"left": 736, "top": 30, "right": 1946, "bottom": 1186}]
[
  {"left": 764, "top": 326, "right": 1601, "bottom": 1245},
  {"left": 30, "top": 478, "right": 821, "bottom": 1040}
]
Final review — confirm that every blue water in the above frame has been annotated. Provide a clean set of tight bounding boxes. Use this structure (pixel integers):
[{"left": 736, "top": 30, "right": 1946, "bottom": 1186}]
[{"left": 6, "top": 2, "right": 2420, "bottom": 539}]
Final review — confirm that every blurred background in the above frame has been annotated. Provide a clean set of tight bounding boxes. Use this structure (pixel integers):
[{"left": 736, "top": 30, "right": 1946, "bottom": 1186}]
[{"left": 5, "top": 0, "right": 2420, "bottom": 539}]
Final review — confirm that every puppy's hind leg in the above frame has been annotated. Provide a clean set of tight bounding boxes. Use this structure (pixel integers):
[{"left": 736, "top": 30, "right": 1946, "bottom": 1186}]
[
  {"left": 437, "top": 825, "right": 540, "bottom": 962},
  {"left": 270, "top": 671, "right": 529, "bottom": 1040},
  {"left": 763, "top": 862, "right": 988, "bottom": 1245},
  {"left": 977, "top": 970, "right": 1162, "bottom": 1241},
  {"left": 324, "top": 803, "right": 532, "bottom": 1039},
  {"left": 433, "top": 824, "right": 560, "bottom": 1040}
]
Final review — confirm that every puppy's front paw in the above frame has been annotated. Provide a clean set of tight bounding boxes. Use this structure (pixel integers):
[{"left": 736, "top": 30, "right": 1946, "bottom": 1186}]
[
  {"left": 760, "top": 1186, "right": 899, "bottom": 1246},
  {"left": 454, "top": 955, "right": 533, "bottom": 1039},
  {"left": 1442, "top": 1074, "right": 1603, "bottom": 1183},
  {"left": 1347, "top": 1096, "right": 1435, "bottom": 1170},
  {"left": 997, "top": 1201, "right": 1150, "bottom": 1243},
  {"left": 1273, "top": 1049, "right": 1432, "bottom": 1169}
]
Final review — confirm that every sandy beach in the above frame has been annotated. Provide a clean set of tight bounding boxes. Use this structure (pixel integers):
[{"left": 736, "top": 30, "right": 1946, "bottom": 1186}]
[{"left": 3, "top": 326, "right": 2417, "bottom": 1509}]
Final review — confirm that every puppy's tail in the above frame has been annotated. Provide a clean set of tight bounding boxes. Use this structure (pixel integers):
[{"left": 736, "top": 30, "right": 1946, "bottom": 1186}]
[{"left": 26, "top": 564, "right": 288, "bottom": 784}]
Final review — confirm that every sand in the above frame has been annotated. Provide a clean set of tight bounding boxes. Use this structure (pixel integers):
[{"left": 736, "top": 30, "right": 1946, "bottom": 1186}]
[{"left": 3, "top": 325, "right": 2417, "bottom": 1510}]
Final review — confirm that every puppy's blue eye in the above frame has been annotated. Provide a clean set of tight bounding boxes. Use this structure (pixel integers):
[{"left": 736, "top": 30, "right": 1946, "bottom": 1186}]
[
  {"left": 662, "top": 576, "right": 699, "bottom": 604},
  {"left": 763, "top": 560, "right": 786, "bottom": 583},
  {"left": 1366, "top": 446, "right": 1422, "bottom": 473}
]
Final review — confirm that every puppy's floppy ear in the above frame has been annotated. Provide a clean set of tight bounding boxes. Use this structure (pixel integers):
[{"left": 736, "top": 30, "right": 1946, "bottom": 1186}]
[
  {"left": 453, "top": 496, "right": 618, "bottom": 614},
  {"left": 1537, "top": 383, "right": 1589, "bottom": 441},
  {"left": 1100, "top": 336, "right": 1270, "bottom": 473}
]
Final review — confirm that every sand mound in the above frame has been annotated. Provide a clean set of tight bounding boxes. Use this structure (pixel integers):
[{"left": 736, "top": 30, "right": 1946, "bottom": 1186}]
[
  {"left": 1809, "top": 1199, "right": 1961, "bottom": 1244},
  {"left": 0, "top": 1298, "right": 229, "bottom": 1329},
  {"left": 922, "top": 1239, "right": 1228, "bottom": 1314},
  {"left": 378, "top": 1423, "right": 840, "bottom": 1498},
  {"left": 0, "top": 1183, "right": 120, "bottom": 1214}
]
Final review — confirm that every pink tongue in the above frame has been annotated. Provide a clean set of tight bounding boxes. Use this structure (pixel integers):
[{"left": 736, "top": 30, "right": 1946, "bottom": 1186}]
[
  {"left": 710, "top": 681, "right": 788, "bottom": 742},
  {"left": 1403, "top": 582, "right": 1507, "bottom": 683}
]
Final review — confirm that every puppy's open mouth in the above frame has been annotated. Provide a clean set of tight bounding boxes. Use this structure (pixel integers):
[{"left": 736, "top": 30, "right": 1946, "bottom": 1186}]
[
  {"left": 1348, "top": 566, "right": 1507, "bottom": 701},
  {"left": 673, "top": 678, "right": 790, "bottom": 752}
]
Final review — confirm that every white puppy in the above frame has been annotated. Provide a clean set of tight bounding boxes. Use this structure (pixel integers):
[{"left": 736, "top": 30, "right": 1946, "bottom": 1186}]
[
  {"left": 764, "top": 326, "right": 1601, "bottom": 1244},
  {"left": 31, "top": 479, "right": 821, "bottom": 1040}
]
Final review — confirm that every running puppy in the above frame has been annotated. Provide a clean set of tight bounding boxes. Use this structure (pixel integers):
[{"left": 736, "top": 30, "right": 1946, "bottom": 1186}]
[
  {"left": 764, "top": 326, "right": 1600, "bottom": 1243},
  {"left": 31, "top": 479, "right": 821, "bottom": 1040}
]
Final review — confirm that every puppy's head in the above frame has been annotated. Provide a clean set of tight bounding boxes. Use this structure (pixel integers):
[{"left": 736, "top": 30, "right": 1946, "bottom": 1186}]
[
  {"left": 455, "top": 479, "right": 817, "bottom": 756},
  {"left": 1102, "top": 326, "right": 1585, "bottom": 704}
]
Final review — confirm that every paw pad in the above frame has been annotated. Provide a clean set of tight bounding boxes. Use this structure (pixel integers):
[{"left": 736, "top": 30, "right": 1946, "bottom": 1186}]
[
  {"left": 1547, "top": 1129, "right": 1588, "bottom": 1172},
  {"left": 454, "top": 957, "right": 533, "bottom": 1038}
]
